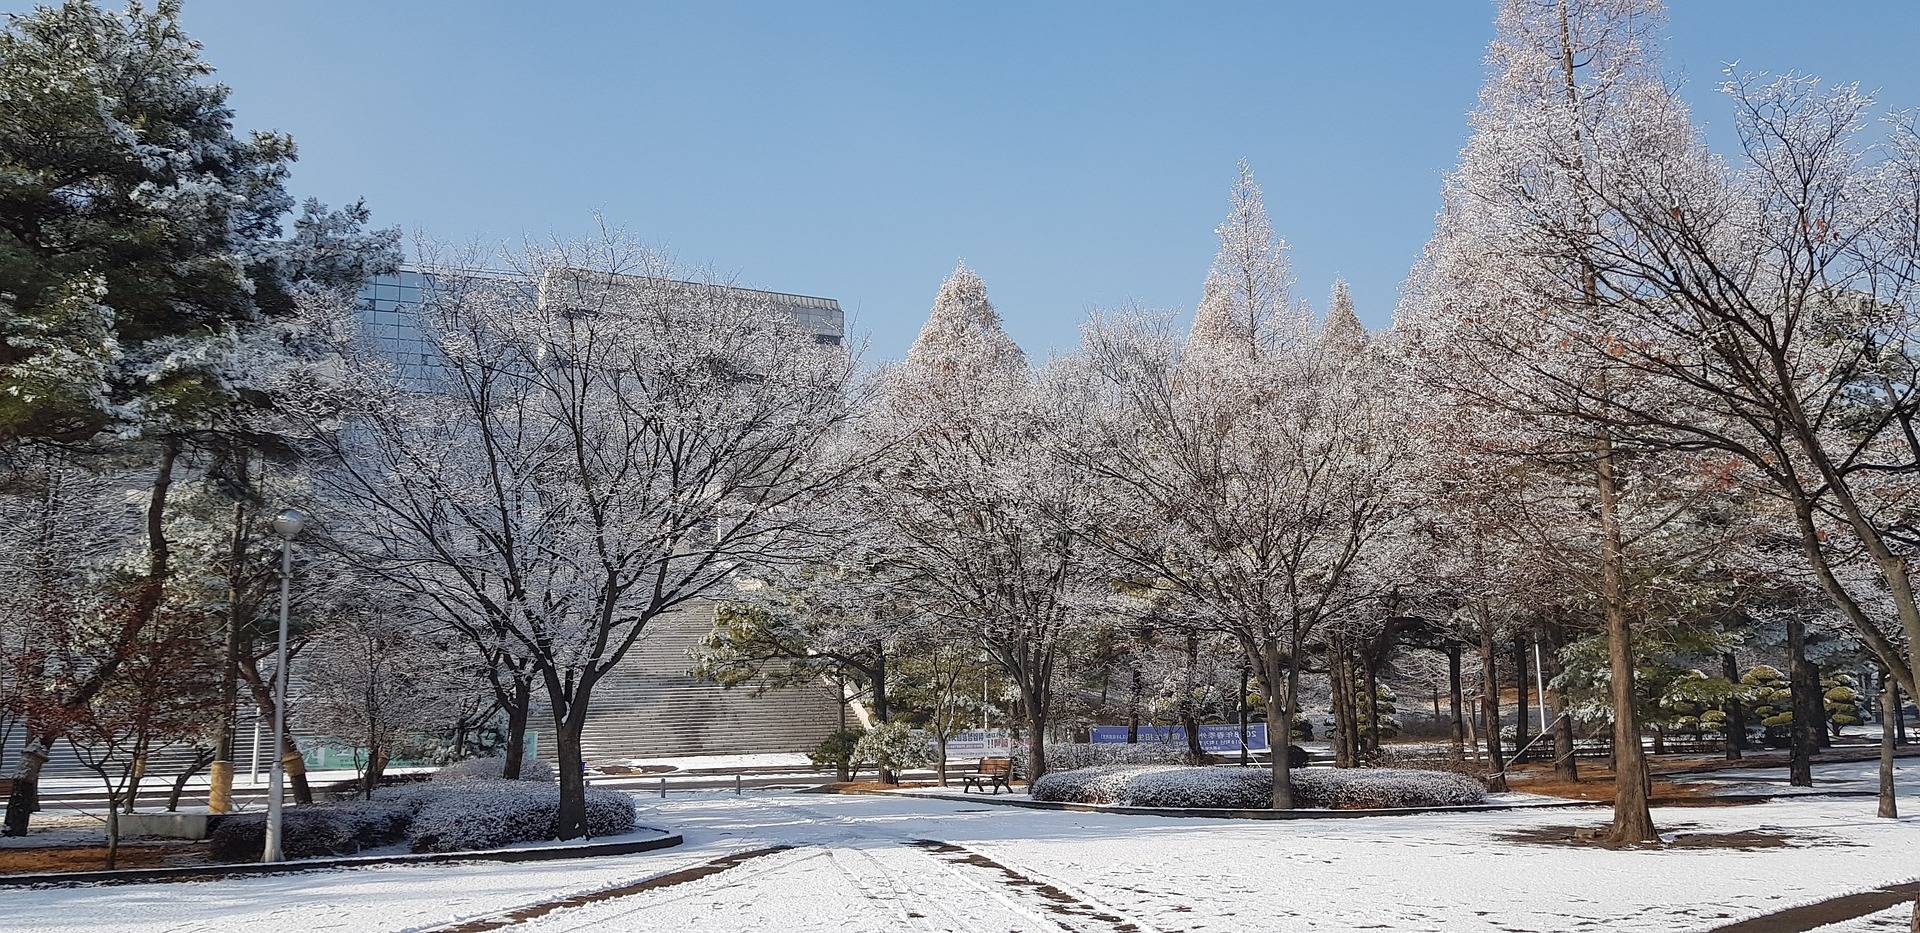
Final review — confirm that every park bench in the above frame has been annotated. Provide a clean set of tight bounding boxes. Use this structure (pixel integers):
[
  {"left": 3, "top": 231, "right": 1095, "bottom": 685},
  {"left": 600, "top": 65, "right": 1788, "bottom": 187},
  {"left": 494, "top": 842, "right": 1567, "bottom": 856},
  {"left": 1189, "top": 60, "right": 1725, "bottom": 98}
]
[{"left": 962, "top": 757, "right": 1013, "bottom": 795}]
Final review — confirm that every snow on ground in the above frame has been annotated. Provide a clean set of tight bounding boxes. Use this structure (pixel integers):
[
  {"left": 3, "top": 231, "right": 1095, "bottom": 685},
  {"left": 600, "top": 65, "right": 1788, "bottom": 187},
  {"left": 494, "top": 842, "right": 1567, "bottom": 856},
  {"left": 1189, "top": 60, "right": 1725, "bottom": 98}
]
[
  {"left": 4, "top": 786, "right": 1916, "bottom": 932},
  {"left": 1819, "top": 905, "right": 1917, "bottom": 932},
  {"left": 612, "top": 752, "right": 816, "bottom": 772},
  {"left": 1675, "top": 758, "right": 1919, "bottom": 797}
]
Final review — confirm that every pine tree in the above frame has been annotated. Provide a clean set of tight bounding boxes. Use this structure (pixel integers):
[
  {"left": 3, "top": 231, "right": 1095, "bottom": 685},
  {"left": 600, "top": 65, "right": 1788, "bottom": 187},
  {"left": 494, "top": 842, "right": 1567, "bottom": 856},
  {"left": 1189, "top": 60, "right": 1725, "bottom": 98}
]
[{"left": 0, "top": 0, "right": 398, "bottom": 447}]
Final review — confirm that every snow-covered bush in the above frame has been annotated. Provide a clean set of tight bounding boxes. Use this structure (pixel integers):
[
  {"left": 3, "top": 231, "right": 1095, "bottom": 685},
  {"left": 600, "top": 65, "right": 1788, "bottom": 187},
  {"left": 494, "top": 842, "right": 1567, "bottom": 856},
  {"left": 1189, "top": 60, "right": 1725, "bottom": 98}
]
[
  {"left": 1032, "top": 764, "right": 1271, "bottom": 808},
  {"left": 435, "top": 755, "right": 555, "bottom": 784},
  {"left": 1032, "top": 765, "right": 1486, "bottom": 810},
  {"left": 852, "top": 721, "right": 933, "bottom": 775},
  {"left": 405, "top": 784, "right": 637, "bottom": 853},
  {"left": 207, "top": 798, "right": 415, "bottom": 861},
  {"left": 1290, "top": 768, "right": 1486, "bottom": 809},
  {"left": 1011, "top": 740, "right": 1185, "bottom": 776}
]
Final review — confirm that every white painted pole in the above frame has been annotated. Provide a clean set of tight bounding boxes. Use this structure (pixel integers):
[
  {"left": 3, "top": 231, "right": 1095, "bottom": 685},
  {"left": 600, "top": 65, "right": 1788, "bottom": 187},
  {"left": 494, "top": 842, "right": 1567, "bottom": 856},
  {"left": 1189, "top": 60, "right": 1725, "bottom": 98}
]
[
  {"left": 262, "top": 535, "right": 293, "bottom": 863},
  {"left": 249, "top": 719, "right": 260, "bottom": 784}
]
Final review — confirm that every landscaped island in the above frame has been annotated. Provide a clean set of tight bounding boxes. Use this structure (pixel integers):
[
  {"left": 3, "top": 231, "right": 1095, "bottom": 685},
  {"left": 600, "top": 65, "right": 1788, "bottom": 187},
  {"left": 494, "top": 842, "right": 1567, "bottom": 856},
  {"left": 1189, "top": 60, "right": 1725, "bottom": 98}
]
[{"left": 1032, "top": 765, "right": 1487, "bottom": 810}]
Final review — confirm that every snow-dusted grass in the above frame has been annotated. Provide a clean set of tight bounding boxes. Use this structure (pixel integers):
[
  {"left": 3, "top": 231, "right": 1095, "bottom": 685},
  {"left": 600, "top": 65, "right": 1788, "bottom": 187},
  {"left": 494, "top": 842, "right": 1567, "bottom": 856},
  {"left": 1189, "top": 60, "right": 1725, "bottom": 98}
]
[{"left": 1032, "top": 764, "right": 1487, "bottom": 809}]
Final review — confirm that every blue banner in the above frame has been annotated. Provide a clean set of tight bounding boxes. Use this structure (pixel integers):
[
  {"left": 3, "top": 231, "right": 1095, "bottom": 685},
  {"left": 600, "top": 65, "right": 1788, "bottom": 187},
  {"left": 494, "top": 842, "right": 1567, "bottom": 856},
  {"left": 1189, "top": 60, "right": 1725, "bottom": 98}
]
[{"left": 1090, "top": 723, "right": 1266, "bottom": 752}]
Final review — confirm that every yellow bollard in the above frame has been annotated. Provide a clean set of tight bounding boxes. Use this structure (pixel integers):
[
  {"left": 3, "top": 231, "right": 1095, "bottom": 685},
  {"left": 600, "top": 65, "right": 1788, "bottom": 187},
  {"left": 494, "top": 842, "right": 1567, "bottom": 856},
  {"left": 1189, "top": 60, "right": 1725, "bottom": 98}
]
[{"left": 208, "top": 760, "right": 234, "bottom": 813}]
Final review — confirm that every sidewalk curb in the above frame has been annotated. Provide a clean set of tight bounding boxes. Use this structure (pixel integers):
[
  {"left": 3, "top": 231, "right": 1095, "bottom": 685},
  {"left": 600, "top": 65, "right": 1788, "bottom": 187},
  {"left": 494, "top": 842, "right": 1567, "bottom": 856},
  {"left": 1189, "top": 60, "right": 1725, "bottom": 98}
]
[{"left": 0, "top": 827, "right": 682, "bottom": 888}]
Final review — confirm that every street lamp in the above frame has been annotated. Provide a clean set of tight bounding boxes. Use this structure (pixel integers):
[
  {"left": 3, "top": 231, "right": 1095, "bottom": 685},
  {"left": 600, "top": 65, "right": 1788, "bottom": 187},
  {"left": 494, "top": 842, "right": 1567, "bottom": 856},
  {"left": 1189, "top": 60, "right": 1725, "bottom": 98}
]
[{"left": 262, "top": 507, "right": 306, "bottom": 863}]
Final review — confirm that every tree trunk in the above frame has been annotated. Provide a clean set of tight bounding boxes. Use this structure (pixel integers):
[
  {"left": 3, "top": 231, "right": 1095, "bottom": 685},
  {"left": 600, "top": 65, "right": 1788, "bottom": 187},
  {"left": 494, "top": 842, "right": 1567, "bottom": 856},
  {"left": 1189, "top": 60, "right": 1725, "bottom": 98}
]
[
  {"left": 1181, "top": 635, "right": 1204, "bottom": 760},
  {"left": 1259, "top": 647, "right": 1295, "bottom": 810},
  {"left": 1447, "top": 646, "right": 1466, "bottom": 765},
  {"left": 104, "top": 802, "right": 119, "bottom": 870},
  {"left": 168, "top": 750, "right": 214, "bottom": 812},
  {"left": 1722, "top": 652, "right": 1745, "bottom": 761},
  {"left": 501, "top": 678, "right": 531, "bottom": 779},
  {"left": 1513, "top": 636, "right": 1530, "bottom": 759},
  {"left": 1479, "top": 623, "right": 1507, "bottom": 789},
  {"left": 244, "top": 668, "right": 314, "bottom": 805},
  {"left": 553, "top": 715, "right": 588, "bottom": 839},
  {"left": 1596, "top": 431, "right": 1656, "bottom": 845},
  {"left": 210, "top": 501, "right": 248, "bottom": 814},
  {"left": 1126, "top": 662, "right": 1142, "bottom": 744},
  {"left": 362, "top": 743, "right": 389, "bottom": 799},
  {"left": 1541, "top": 622, "right": 1578, "bottom": 781},
  {"left": 1880, "top": 668, "right": 1899, "bottom": 819},
  {"left": 1238, "top": 658, "right": 1251, "bottom": 766},
  {"left": 1896, "top": 680, "right": 1909, "bottom": 747},
  {"left": 1329, "top": 641, "right": 1354, "bottom": 768},
  {"left": 1364, "top": 651, "right": 1382, "bottom": 757},
  {"left": 2, "top": 734, "right": 49, "bottom": 837},
  {"left": 1019, "top": 678, "right": 1048, "bottom": 785},
  {"left": 872, "top": 649, "right": 895, "bottom": 784},
  {"left": 1787, "top": 614, "right": 1816, "bottom": 787}
]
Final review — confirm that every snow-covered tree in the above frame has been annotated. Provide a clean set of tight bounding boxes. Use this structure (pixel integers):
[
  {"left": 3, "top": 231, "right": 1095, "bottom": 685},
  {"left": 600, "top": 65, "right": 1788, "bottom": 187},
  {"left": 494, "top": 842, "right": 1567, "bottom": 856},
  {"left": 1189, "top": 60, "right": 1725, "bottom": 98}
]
[
  {"left": 1075, "top": 176, "right": 1415, "bottom": 805},
  {"left": 301, "top": 609, "right": 469, "bottom": 797},
  {"left": 1395, "top": 0, "right": 1677, "bottom": 844},
  {"left": 852, "top": 264, "right": 1106, "bottom": 780},
  {"left": 305, "top": 232, "right": 861, "bottom": 837}
]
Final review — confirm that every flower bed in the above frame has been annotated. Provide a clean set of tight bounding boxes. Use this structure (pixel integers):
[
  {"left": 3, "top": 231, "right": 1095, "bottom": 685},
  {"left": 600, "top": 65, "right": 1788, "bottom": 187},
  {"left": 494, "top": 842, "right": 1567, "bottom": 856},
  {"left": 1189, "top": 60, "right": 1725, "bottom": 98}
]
[
  {"left": 206, "top": 759, "right": 633, "bottom": 860},
  {"left": 1031, "top": 764, "right": 1486, "bottom": 810}
]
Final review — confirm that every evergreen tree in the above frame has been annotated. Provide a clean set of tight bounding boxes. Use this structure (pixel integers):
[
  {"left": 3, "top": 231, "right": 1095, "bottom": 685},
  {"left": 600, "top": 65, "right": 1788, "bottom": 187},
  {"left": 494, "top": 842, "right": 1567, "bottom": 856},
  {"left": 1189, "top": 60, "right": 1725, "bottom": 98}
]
[{"left": 0, "top": 0, "right": 398, "bottom": 447}]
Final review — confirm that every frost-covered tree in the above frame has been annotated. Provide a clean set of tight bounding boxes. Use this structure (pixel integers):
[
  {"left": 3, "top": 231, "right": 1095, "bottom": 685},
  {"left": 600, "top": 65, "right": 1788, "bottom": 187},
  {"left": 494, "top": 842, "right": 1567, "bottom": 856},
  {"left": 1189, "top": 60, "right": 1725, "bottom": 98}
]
[
  {"left": 301, "top": 610, "right": 468, "bottom": 797},
  {"left": 305, "top": 233, "right": 861, "bottom": 837},
  {"left": 1396, "top": 0, "right": 1677, "bottom": 844},
  {"left": 1076, "top": 178, "right": 1414, "bottom": 805},
  {"left": 853, "top": 265, "right": 1105, "bottom": 780}
]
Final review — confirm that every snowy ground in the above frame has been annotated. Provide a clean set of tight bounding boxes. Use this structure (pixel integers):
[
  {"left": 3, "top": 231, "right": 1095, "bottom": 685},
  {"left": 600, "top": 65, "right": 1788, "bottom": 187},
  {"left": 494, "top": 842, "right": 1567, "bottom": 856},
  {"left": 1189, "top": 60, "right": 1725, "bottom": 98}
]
[
  {"left": 7, "top": 772, "right": 1916, "bottom": 933},
  {"left": 1674, "top": 757, "right": 1919, "bottom": 798}
]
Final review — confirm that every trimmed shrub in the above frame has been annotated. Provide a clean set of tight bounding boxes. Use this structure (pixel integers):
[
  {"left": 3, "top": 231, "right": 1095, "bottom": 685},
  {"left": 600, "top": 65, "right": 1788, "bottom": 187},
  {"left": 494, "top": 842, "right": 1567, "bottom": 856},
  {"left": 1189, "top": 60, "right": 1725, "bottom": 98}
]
[
  {"left": 405, "top": 784, "right": 637, "bottom": 853},
  {"left": 206, "top": 780, "right": 636, "bottom": 861},
  {"left": 1031, "top": 765, "right": 1486, "bottom": 810},
  {"left": 1290, "top": 768, "right": 1486, "bottom": 809},
  {"left": 207, "top": 798, "right": 415, "bottom": 861},
  {"left": 435, "top": 755, "right": 556, "bottom": 784}
]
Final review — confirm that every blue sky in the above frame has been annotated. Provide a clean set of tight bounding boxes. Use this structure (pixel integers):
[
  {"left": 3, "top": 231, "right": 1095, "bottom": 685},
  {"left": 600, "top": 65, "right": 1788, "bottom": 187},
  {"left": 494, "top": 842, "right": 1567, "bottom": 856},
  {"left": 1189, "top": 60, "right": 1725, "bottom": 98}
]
[{"left": 163, "top": 1, "right": 1920, "bottom": 360}]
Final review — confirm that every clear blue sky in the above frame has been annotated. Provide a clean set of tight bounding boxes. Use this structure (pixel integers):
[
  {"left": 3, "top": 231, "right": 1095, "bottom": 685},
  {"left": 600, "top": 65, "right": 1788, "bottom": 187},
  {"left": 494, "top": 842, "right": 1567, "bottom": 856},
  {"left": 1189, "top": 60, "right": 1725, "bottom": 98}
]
[{"left": 155, "top": 1, "right": 1920, "bottom": 360}]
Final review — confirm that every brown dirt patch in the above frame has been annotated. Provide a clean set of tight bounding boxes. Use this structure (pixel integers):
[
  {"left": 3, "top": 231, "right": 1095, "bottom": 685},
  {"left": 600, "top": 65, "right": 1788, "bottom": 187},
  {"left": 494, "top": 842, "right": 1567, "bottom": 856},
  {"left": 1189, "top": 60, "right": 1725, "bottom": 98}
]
[
  {"left": 1505, "top": 762, "right": 1761, "bottom": 807},
  {"left": 1501, "top": 823, "right": 1804, "bottom": 852},
  {"left": 0, "top": 841, "right": 210, "bottom": 875}
]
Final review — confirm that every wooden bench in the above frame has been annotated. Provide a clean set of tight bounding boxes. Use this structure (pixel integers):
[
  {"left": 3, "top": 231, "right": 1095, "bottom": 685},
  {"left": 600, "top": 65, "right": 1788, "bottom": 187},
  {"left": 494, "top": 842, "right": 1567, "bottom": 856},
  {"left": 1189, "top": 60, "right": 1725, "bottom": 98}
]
[{"left": 962, "top": 757, "right": 1013, "bottom": 795}]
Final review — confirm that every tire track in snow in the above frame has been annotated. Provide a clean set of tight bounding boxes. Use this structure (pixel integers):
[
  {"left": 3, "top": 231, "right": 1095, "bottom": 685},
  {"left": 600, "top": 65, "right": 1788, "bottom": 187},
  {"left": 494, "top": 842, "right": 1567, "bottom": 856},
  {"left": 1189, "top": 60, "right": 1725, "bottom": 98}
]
[
  {"left": 414, "top": 844, "right": 794, "bottom": 933},
  {"left": 908, "top": 839, "right": 1156, "bottom": 933}
]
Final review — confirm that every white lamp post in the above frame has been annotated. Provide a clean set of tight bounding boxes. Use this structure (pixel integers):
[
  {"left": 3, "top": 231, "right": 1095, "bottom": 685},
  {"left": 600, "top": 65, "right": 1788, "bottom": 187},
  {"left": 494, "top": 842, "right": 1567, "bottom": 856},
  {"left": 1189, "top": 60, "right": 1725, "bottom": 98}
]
[{"left": 262, "top": 507, "right": 306, "bottom": 863}]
